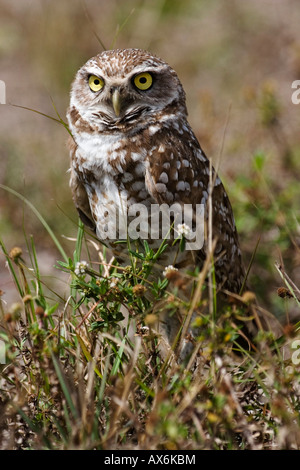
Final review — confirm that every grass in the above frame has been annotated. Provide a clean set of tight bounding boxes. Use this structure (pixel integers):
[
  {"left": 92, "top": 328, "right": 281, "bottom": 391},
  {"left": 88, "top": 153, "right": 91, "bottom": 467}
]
[
  {"left": 1, "top": 192, "right": 300, "bottom": 450},
  {"left": 1, "top": 0, "right": 300, "bottom": 451}
]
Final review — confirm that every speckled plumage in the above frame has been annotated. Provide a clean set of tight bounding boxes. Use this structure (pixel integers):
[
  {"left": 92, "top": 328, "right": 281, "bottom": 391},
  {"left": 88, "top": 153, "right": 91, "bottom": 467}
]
[{"left": 67, "top": 48, "right": 244, "bottom": 295}]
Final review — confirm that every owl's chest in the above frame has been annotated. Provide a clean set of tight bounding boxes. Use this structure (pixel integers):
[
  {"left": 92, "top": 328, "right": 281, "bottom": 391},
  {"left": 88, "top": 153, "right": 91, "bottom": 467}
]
[
  {"left": 72, "top": 131, "right": 155, "bottom": 236},
  {"left": 74, "top": 132, "right": 151, "bottom": 200}
]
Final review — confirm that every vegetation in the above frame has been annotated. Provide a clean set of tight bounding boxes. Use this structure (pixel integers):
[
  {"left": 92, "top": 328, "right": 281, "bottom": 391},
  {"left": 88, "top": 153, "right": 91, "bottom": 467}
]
[
  {"left": 1, "top": 0, "right": 300, "bottom": 450},
  {"left": 1, "top": 199, "right": 300, "bottom": 450}
]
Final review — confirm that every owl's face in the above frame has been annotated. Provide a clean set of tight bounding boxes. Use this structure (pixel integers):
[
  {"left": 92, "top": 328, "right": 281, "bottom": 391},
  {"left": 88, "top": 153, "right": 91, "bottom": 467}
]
[{"left": 69, "top": 48, "right": 187, "bottom": 132}]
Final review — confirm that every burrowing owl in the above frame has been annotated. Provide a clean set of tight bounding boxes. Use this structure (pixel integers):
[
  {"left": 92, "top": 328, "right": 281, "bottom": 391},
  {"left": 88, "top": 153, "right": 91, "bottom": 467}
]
[{"left": 67, "top": 48, "right": 244, "bottom": 305}]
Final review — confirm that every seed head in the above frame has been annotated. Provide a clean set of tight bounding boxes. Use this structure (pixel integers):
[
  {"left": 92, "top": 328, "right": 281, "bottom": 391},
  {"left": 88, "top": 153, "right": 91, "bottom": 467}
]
[
  {"left": 74, "top": 261, "right": 88, "bottom": 275},
  {"left": 9, "top": 246, "right": 23, "bottom": 262},
  {"left": 132, "top": 284, "right": 147, "bottom": 297},
  {"left": 163, "top": 265, "right": 179, "bottom": 278}
]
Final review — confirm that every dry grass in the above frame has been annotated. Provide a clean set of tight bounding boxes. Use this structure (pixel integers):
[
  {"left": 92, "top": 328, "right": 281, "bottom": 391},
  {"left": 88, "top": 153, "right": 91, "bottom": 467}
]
[
  {"left": 1, "top": 224, "right": 300, "bottom": 450},
  {"left": 1, "top": 0, "right": 300, "bottom": 450}
]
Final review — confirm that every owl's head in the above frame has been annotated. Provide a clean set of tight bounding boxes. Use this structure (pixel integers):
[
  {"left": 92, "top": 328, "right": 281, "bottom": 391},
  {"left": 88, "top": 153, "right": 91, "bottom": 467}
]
[{"left": 68, "top": 48, "right": 187, "bottom": 132}]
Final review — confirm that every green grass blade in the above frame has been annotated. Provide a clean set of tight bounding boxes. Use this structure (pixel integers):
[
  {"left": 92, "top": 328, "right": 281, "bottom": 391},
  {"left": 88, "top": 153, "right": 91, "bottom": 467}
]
[
  {"left": 82, "top": 0, "right": 107, "bottom": 50},
  {"left": 50, "top": 97, "right": 73, "bottom": 137},
  {"left": 98, "top": 346, "right": 111, "bottom": 403},
  {"left": 111, "top": 8, "right": 135, "bottom": 49},
  {"left": 74, "top": 219, "right": 85, "bottom": 264},
  {"left": 0, "top": 237, "right": 24, "bottom": 297},
  {"left": 240, "top": 235, "right": 261, "bottom": 295},
  {"left": 11, "top": 103, "right": 65, "bottom": 125},
  {"left": 76, "top": 332, "right": 103, "bottom": 379},
  {"left": 51, "top": 352, "right": 79, "bottom": 420},
  {"left": 30, "top": 235, "right": 44, "bottom": 299},
  {"left": 0, "top": 184, "right": 69, "bottom": 263},
  {"left": 110, "top": 336, "right": 127, "bottom": 376}
]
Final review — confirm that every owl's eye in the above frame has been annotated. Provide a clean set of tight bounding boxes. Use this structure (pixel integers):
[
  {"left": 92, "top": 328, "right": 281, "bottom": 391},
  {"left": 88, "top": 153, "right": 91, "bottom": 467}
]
[
  {"left": 133, "top": 72, "right": 153, "bottom": 91},
  {"left": 88, "top": 75, "right": 104, "bottom": 92}
]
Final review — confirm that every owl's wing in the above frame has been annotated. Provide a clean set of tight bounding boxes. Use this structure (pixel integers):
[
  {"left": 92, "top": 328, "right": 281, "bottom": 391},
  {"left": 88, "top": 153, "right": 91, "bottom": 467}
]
[
  {"left": 69, "top": 166, "right": 96, "bottom": 231},
  {"left": 144, "top": 125, "right": 243, "bottom": 293},
  {"left": 68, "top": 136, "right": 96, "bottom": 231}
]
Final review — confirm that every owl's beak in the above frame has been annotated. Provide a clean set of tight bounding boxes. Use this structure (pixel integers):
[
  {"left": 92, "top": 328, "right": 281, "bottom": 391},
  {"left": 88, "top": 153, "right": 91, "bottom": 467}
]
[{"left": 111, "top": 88, "right": 122, "bottom": 117}]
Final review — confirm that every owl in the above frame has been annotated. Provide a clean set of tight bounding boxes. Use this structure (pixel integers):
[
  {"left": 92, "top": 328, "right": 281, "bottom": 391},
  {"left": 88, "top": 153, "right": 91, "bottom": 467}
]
[{"left": 67, "top": 48, "right": 246, "bottom": 356}]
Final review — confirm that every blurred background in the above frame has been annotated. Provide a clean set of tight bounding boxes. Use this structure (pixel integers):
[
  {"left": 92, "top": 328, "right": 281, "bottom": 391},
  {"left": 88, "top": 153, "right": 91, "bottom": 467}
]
[{"left": 0, "top": 0, "right": 300, "bottom": 320}]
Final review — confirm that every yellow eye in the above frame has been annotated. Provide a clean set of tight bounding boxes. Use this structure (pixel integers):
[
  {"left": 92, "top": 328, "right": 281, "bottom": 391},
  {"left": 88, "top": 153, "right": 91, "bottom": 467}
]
[
  {"left": 134, "top": 72, "right": 153, "bottom": 91},
  {"left": 88, "top": 75, "right": 104, "bottom": 92}
]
